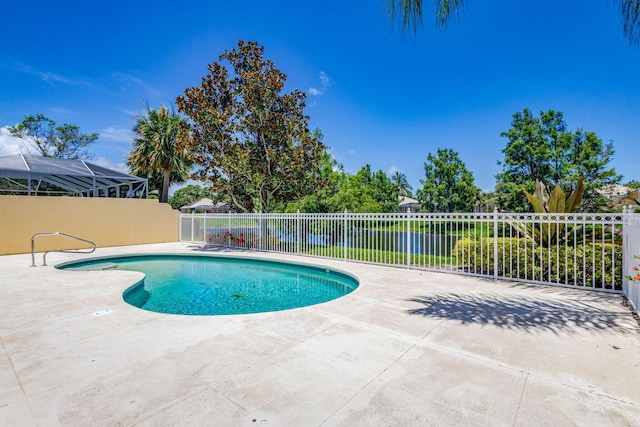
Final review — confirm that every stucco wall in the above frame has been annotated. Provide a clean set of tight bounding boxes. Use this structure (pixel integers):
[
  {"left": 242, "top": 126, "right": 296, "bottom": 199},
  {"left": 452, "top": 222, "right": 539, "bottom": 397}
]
[{"left": 0, "top": 196, "right": 179, "bottom": 255}]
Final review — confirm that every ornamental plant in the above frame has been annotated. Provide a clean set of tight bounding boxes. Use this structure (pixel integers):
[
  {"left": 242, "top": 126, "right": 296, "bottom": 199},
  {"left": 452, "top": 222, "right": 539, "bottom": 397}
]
[
  {"left": 511, "top": 176, "right": 585, "bottom": 247},
  {"left": 627, "top": 255, "right": 640, "bottom": 282}
]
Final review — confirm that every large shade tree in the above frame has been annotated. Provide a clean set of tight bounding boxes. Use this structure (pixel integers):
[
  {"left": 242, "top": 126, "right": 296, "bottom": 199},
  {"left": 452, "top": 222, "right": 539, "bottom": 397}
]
[
  {"left": 387, "top": 0, "right": 640, "bottom": 47},
  {"left": 416, "top": 148, "right": 480, "bottom": 212},
  {"left": 280, "top": 150, "right": 343, "bottom": 213},
  {"left": 176, "top": 40, "right": 326, "bottom": 213},
  {"left": 496, "top": 108, "right": 620, "bottom": 212},
  {"left": 8, "top": 113, "right": 98, "bottom": 159},
  {"left": 127, "top": 105, "right": 191, "bottom": 203}
]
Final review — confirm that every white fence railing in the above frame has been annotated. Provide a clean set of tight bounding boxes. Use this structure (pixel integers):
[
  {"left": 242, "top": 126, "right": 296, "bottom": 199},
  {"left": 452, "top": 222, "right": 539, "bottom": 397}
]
[{"left": 180, "top": 210, "right": 640, "bottom": 300}]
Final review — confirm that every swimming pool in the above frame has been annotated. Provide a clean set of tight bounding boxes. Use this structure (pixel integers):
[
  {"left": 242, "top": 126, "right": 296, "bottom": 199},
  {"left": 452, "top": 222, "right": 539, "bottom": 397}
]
[{"left": 57, "top": 254, "right": 359, "bottom": 315}]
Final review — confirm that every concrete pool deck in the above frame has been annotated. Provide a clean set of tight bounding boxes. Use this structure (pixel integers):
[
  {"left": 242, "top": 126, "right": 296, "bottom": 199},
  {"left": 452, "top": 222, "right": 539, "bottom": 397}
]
[{"left": 1, "top": 242, "right": 639, "bottom": 426}]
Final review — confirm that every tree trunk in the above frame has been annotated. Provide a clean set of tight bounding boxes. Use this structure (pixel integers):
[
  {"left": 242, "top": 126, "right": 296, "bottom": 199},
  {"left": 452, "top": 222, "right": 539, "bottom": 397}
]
[
  {"left": 258, "top": 216, "right": 269, "bottom": 251},
  {"left": 160, "top": 169, "right": 171, "bottom": 203}
]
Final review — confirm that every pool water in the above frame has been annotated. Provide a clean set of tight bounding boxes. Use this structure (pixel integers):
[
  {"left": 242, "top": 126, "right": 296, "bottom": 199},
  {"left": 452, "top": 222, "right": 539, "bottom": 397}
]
[{"left": 58, "top": 254, "right": 359, "bottom": 315}]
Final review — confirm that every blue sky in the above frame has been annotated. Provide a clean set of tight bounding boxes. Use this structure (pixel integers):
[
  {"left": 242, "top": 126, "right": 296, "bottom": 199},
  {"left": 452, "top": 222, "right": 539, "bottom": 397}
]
[{"left": 1, "top": 0, "right": 639, "bottom": 192}]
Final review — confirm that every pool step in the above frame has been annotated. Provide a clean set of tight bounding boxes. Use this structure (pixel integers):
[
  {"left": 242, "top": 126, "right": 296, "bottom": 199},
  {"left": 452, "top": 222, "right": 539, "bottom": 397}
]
[{"left": 71, "top": 262, "right": 118, "bottom": 271}]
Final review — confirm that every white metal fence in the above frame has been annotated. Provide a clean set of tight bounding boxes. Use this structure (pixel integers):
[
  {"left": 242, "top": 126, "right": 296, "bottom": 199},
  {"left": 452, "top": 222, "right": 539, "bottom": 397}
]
[
  {"left": 180, "top": 209, "right": 640, "bottom": 300},
  {"left": 623, "top": 209, "right": 640, "bottom": 314}
]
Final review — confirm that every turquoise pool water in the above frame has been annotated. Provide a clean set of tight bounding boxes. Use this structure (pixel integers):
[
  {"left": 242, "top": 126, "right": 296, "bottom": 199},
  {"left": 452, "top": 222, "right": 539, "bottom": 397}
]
[{"left": 58, "top": 254, "right": 359, "bottom": 315}]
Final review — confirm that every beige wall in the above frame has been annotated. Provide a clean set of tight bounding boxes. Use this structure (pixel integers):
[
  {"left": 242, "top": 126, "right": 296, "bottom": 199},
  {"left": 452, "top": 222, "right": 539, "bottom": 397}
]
[{"left": 0, "top": 196, "right": 179, "bottom": 255}]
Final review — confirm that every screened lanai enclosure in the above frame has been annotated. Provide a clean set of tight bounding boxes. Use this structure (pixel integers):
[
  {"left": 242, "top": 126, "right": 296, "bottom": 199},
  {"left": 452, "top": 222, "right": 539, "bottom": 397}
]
[{"left": 0, "top": 154, "right": 147, "bottom": 198}]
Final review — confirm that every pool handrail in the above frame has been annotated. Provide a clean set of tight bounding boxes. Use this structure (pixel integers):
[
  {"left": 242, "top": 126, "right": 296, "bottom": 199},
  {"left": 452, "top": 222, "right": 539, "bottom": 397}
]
[{"left": 31, "top": 232, "right": 96, "bottom": 267}]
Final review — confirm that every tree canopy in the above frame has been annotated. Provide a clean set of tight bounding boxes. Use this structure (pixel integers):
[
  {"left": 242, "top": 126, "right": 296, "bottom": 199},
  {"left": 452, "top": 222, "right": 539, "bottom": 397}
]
[
  {"left": 8, "top": 114, "right": 98, "bottom": 159},
  {"left": 416, "top": 148, "right": 480, "bottom": 212},
  {"left": 176, "top": 40, "right": 326, "bottom": 213},
  {"left": 283, "top": 162, "right": 398, "bottom": 213},
  {"left": 335, "top": 165, "right": 398, "bottom": 213},
  {"left": 495, "top": 108, "right": 620, "bottom": 212},
  {"left": 127, "top": 105, "right": 191, "bottom": 203},
  {"left": 168, "top": 184, "right": 217, "bottom": 210}
]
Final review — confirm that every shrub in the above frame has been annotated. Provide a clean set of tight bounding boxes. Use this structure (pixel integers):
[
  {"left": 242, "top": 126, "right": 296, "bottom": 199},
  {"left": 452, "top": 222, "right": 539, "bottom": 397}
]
[{"left": 452, "top": 237, "right": 622, "bottom": 290}]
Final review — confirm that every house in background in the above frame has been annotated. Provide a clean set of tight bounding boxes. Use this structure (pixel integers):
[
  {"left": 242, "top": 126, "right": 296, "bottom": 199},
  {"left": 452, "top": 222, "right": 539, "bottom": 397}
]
[
  {"left": 180, "top": 198, "right": 229, "bottom": 214},
  {"left": 597, "top": 184, "right": 633, "bottom": 201},
  {"left": 398, "top": 196, "right": 421, "bottom": 213}
]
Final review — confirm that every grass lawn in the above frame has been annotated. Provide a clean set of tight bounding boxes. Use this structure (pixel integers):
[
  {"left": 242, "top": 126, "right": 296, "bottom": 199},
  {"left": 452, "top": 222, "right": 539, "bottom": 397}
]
[
  {"left": 301, "top": 245, "right": 458, "bottom": 266},
  {"left": 371, "top": 220, "right": 494, "bottom": 237}
]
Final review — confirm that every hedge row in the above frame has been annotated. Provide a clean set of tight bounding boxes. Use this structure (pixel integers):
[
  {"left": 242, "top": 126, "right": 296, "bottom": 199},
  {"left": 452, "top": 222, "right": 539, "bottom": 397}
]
[{"left": 451, "top": 237, "right": 622, "bottom": 290}]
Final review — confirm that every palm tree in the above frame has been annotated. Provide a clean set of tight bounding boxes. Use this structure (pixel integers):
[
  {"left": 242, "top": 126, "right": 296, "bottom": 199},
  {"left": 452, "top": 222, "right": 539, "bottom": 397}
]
[
  {"left": 387, "top": 0, "right": 640, "bottom": 47},
  {"left": 128, "top": 105, "right": 192, "bottom": 203},
  {"left": 391, "top": 171, "right": 413, "bottom": 197}
]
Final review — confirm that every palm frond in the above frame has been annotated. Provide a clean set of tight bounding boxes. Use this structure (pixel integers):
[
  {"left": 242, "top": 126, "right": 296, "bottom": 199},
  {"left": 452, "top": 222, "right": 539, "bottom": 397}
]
[
  {"left": 387, "top": 0, "right": 424, "bottom": 32},
  {"left": 612, "top": 0, "right": 640, "bottom": 46},
  {"left": 435, "top": 0, "right": 466, "bottom": 29},
  {"left": 388, "top": 1, "right": 639, "bottom": 47},
  {"left": 387, "top": 0, "right": 466, "bottom": 31}
]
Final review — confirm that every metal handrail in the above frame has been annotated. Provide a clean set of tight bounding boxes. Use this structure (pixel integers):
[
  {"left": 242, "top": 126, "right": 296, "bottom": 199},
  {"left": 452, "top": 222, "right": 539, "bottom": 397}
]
[{"left": 31, "top": 232, "right": 96, "bottom": 267}]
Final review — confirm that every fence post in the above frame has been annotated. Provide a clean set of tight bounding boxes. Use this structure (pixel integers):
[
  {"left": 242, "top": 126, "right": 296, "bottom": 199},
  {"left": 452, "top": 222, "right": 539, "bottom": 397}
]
[
  {"left": 191, "top": 213, "right": 195, "bottom": 243},
  {"left": 624, "top": 206, "right": 640, "bottom": 316},
  {"left": 296, "top": 209, "right": 301, "bottom": 255},
  {"left": 227, "top": 210, "right": 232, "bottom": 248},
  {"left": 493, "top": 207, "right": 499, "bottom": 280},
  {"left": 258, "top": 211, "right": 262, "bottom": 250},
  {"left": 203, "top": 213, "right": 207, "bottom": 245},
  {"left": 406, "top": 211, "right": 412, "bottom": 268},
  {"left": 622, "top": 206, "right": 629, "bottom": 297},
  {"left": 343, "top": 209, "right": 348, "bottom": 261}
]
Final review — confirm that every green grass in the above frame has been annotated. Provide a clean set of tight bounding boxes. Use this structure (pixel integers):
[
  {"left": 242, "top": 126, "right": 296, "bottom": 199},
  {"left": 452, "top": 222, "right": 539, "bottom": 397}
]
[{"left": 371, "top": 220, "right": 493, "bottom": 237}]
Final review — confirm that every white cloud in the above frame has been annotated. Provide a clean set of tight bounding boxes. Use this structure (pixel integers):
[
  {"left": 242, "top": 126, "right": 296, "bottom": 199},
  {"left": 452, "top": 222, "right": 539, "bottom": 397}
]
[
  {"left": 0, "top": 126, "right": 39, "bottom": 156},
  {"left": 89, "top": 157, "right": 128, "bottom": 173},
  {"left": 308, "top": 71, "right": 330, "bottom": 96},
  {"left": 319, "top": 71, "right": 330, "bottom": 86},
  {"left": 387, "top": 166, "right": 400, "bottom": 175},
  {"left": 348, "top": 149, "right": 356, "bottom": 155},
  {"left": 12, "top": 60, "right": 95, "bottom": 89},
  {"left": 112, "top": 73, "right": 162, "bottom": 98},
  {"left": 100, "top": 126, "right": 132, "bottom": 143},
  {"left": 0, "top": 127, "right": 23, "bottom": 156},
  {"left": 119, "top": 108, "right": 140, "bottom": 118}
]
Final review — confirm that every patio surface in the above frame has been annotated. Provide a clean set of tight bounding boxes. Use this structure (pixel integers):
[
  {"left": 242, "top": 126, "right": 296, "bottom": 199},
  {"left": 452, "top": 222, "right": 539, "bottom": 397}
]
[{"left": 1, "top": 242, "right": 639, "bottom": 426}]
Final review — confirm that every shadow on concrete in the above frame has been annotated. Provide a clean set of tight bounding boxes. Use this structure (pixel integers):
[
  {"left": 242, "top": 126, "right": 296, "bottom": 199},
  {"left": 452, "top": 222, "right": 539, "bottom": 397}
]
[{"left": 406, "top": 293, "right": 632, "bottom": 334}]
